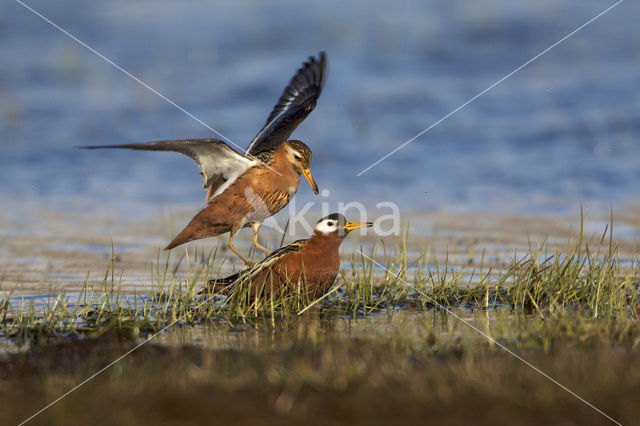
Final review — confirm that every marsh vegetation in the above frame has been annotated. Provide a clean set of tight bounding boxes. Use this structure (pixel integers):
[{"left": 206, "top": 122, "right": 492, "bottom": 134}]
[{"left": 1, "top": 215, "right": 639, "bottom": 425}]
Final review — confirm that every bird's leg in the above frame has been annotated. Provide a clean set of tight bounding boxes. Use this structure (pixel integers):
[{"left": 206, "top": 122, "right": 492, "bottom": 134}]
[
  {"left": 228, "top": 232, "right": 251, "bottom": 266},
  {"left": 205, "top": 184, "right": 214, "bottom": 203},
  {"left": 251, "top": 223, "right": 272, "bottom": 254}
]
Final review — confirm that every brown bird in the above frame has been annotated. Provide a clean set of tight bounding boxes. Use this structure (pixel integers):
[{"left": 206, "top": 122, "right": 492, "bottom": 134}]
[
  {"left": 82, "top": 53, "right": 327, "bottom": 264},
  {"left": 208, "top": 213, "right": 372, "bottom": 299}
]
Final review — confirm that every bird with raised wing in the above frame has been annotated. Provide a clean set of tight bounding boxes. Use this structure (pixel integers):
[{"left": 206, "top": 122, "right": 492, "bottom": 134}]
[
  {"left": 82, "top": 53, "right": 327, "bottom": 264},
  {"left": 208, "top": 213, "right": 372, "bottom": 299}
]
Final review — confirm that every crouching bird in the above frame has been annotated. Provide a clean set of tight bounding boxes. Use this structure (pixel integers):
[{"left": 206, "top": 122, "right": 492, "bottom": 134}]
[
  {"left": 208, "top": 214, "right": 372, "bottom": 299},
  {"left": 81, "top": 52, "right": 327, "bottom": 264}
]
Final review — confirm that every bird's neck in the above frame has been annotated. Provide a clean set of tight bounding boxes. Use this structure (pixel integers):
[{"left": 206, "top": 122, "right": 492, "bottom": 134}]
[
  {"left": 298, "top": 232, "right": 343, "bottom": 274},
  {"left": 269, "top": 147, "right": 300, "bottom": 177},
  {"left": 307, "top": 232, "right": 344, "bottom": 251}
]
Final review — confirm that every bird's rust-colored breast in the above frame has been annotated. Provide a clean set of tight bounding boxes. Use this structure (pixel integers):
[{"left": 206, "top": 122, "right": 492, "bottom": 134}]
[{"left": 225, "top": 147, "right": 301, "bottom": 225}]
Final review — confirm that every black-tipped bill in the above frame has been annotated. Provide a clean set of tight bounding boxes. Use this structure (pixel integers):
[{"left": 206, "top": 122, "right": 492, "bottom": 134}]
[{"left": 302, "top": 167, "right": 319, "bottom": 195}]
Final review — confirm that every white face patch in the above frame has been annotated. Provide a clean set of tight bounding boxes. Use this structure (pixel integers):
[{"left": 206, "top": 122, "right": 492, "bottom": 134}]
[{"left": 315, "top": 219, "right": 340, "bottom": 235}]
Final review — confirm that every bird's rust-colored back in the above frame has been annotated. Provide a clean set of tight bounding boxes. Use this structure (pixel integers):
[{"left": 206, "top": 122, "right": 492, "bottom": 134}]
[{"left": 236, "top": 231, "right": 343, "bottom": 298}]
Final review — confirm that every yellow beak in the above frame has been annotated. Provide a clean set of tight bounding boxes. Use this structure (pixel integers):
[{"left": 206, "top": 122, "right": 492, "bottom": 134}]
[
  {"left": 302, "top": 167, "right": 319, "bottom": 195},
  {"left": 344, "top": 221, "right": 373, "bottom": 231}
]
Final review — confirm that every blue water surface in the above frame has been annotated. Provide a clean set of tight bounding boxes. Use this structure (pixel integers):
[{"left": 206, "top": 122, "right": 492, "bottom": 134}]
[{"left": 1, "top": 0, "right": 639, "bottom": 224}]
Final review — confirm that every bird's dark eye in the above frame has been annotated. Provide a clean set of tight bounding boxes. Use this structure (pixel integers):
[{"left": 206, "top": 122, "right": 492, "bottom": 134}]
[
  {"left": 294, "top": 154, "right": 302, "bottom": 161},
  {"left": 327, "top": 221, "right": 333, "bottom": 226}
]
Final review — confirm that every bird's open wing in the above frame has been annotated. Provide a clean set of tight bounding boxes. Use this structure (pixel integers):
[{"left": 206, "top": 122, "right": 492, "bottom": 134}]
[
  {"left": 245, "top": 52, "right": 327, "bottom": 156},
  {"left": 81, "top": 139, "right": 256, "bottom": 197}
]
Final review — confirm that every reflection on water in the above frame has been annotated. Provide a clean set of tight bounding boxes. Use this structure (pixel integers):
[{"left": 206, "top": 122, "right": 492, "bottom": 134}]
[
  {"left": 1, "top": 0, "right": 639, "bottom": 225},
  {"left": 153, "top": 309, "right": 480, "bottom": 351},
  {"left": 0, "top": 290, "right": 502, "bottom": 354}
]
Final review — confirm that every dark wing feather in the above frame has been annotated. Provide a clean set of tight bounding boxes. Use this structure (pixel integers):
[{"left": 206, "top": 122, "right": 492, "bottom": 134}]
[
  {"left": 80, "top": 139, "right": 255, "bottom": 194},
  {"left": 208, "top": 239, "right": 307, "bottom": 291},
  {"left": 245, "top": 52, "right": 327, "bottom": 156}
]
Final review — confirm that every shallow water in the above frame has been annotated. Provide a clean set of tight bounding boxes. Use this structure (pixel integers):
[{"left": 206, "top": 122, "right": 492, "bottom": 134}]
[
  {"left": 152, "top": 308, "right": 491, "bottom": 351},
  {"left": 1, "top": 0, "right": 639, "bottom": 226},
  {"left": 0, "top": 293, "right": 508, "bottom": 355}
]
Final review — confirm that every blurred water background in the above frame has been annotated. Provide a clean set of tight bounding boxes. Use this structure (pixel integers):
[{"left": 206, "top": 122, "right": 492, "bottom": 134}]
[{"left": 1, "top": 0, "right": 639, "bottom": 226}]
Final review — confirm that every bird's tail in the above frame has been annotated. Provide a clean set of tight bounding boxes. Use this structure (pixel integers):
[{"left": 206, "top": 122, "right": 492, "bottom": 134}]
[{"left": 165, "top": 221, "right": 230, "bottom": 250}]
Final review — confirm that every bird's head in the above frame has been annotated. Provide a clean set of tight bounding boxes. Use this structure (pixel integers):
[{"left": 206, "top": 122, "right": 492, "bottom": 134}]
[
  {"left": 284, "top": 140, "right": 318, "bottom": 194},
  {"left": 313, "top": 213, "right": 373, "bottom": 238}
]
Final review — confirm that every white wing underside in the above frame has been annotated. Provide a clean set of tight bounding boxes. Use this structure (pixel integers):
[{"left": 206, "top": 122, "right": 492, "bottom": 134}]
[
  {"left": 81, "top": 139, "right": 256, "bottom": 198},
  {"left": 197, "top": 150, "right": 257, "bottom": 197}
]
